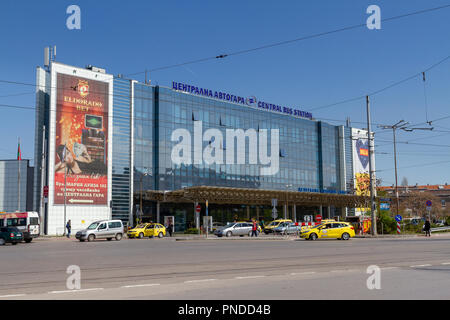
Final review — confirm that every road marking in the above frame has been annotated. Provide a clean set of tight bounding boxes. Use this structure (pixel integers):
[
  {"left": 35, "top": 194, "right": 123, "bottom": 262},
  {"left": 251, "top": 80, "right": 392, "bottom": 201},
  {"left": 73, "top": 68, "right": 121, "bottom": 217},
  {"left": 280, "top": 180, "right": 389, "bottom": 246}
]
[
  {"left": 330, "top": 269, "right": 358, "bottom": 273},
  {"left": 48, "top": 288, "right": 104, "bottom": 294},
  {"left": 184, "top": 279, "right": 217, "bottom": 283},
  {"left": 380, "top": 267, "right": 399, "bottom": 270},
  {"left": 410, "top": 264, "right": 432, "bottom": 268},
  {"left": 234, "top": 276, "right": 266, "bottom": 279},
  {"left": 121, "top": 284, "right": 160, "bottom": 288},
  {"left": 441, "top": 262, "right": 450, "bottom": 265},
  {"left": 290, "top": 272, "right": 316, "bottom": 276},
  {"left": 0, "top": 294, "right": 26, "bottom": 298}
]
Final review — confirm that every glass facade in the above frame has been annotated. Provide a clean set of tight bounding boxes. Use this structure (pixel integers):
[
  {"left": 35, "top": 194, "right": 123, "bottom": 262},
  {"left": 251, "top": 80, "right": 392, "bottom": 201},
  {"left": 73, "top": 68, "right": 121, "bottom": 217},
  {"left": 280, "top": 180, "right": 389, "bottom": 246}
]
[
  {"left": 111, "top": 79, "right": 132, "bottom": 221},
  {"left": 134, "top": 86, "right": 345, "bottom": 193}
]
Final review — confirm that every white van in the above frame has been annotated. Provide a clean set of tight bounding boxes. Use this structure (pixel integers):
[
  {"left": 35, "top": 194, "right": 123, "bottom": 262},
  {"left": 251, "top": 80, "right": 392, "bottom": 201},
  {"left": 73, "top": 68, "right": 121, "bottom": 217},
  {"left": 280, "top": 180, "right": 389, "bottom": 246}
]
[
  {"left": 75, "top": 220, "right": 123, "bottom": 242},
  {"left": 0, "top": 211, "right": 40, "bottom": 243}
]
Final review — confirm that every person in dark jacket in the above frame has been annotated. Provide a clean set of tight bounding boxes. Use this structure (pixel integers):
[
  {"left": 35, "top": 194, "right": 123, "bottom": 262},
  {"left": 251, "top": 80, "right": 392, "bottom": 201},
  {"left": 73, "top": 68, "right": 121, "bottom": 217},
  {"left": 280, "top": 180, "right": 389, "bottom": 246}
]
[
  {"left": 423, "top": 220, "right": 431, "bottom": 237},
  {"left": 66, "top": 220, "right": 71, "bottom": 238}
]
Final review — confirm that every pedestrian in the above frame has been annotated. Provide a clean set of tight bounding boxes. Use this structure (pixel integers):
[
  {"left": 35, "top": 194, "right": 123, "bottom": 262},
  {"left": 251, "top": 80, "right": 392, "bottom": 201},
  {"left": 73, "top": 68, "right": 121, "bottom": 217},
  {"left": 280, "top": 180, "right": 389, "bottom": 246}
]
[
  {"left": 66, "top": 220, "right": 71, "bottom": 238},
  {"left": 423, "top": 220, "right": 431, "bottom": 237},
  {"left": 251, "top": 219, "right": 258, "bottom": 237},
  {"left": 167, "top": 218, "right": 173, "bottom": 237}
]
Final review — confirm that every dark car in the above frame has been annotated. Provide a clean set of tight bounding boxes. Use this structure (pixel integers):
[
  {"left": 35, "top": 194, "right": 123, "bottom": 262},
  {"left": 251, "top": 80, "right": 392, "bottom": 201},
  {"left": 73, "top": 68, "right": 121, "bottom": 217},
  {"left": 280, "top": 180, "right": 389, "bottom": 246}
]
[{"left": 0, "top": 227, "right": 23, "bottom": 245}]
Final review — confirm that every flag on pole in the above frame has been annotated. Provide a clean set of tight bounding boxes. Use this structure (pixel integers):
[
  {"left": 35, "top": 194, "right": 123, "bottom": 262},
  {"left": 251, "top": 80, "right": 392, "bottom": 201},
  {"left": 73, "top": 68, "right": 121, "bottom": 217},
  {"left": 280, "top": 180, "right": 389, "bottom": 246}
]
[{"left": 17, "top": 139, "right": 22, "bottom": 160}]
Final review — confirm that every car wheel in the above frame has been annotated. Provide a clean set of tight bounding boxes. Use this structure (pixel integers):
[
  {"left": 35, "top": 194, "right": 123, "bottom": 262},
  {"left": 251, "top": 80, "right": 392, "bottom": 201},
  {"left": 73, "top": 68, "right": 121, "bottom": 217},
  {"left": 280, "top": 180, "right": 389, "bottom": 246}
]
[
  {"left": 12, "top": 242, "right": 18, "bottom": 245},
  {"left": 226, "top": 231, "right": 232, "bottom": 237},
  {"left": 342, "top": 233, "right": 350, "bottom": 240},
  {"left": 88, "top": 234, "right": 95, "bottom": 242},
  {"left": 115, "top": 233, "right": 122, "bottom": 241},
  {"left": 25, "top": 238, "right": 32, "bottom": 243},
  {"left": 309, "top": 233, "right": 318, "bottom": 241},
  {"left": 158, "top": 232, "right": 163, "bottom": 238},
  {"left": 138, "top": 233, "right": 144, "bottom": 239},
  {"left": 0, "top": 238, "right": 5, "bottom": 245}
]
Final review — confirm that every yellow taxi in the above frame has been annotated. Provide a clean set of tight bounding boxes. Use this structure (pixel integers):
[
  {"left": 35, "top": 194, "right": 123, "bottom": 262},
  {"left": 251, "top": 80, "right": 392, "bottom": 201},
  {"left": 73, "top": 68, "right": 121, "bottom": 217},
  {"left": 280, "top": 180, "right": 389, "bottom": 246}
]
[
  {"left": 127, "top": 223, "right": 166, "bottom": 239},
  {"left": 300, "top": 221, "right": 355, "bottom": 240},
  {"left": 263, "top": 219, "right": 293, "bottom": 234}
]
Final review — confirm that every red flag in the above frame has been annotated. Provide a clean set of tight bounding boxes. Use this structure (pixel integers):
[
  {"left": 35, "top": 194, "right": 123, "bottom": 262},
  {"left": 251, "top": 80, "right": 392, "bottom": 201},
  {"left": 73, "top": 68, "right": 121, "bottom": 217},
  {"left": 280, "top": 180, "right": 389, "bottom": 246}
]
[{"left": 17, "top": 140, "right": 22, "bottom": 161}]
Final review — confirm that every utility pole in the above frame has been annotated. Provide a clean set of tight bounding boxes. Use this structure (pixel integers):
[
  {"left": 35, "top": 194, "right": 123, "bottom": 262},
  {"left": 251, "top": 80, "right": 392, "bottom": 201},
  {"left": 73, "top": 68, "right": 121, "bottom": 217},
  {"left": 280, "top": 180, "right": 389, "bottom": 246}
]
[
  {"left": 366, "top": 96, "right": 377, "bottom": 236},
  {"left": 378, "top": 120, "right": 433, "bottom": 218}
]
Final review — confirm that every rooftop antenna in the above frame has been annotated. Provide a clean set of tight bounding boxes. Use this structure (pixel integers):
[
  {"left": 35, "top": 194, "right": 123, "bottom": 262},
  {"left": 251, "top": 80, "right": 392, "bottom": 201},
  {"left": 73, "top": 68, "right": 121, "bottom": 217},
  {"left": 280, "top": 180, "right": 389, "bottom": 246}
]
[
  {"left": 422, "top": 72, "right": 432, "bottom": 126},
  {"left": 44, "top": 46, "right": 57, "bottom": 71}
]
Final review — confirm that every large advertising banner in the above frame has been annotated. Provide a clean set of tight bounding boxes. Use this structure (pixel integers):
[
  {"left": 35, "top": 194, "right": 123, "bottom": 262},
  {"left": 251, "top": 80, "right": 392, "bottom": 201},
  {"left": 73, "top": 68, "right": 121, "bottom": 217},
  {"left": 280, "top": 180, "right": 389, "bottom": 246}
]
[
  {"left": 352, "top": 128, "right": 374, "bottom": 216},
  {"left": 54, "top": 73, "right": 109, "bottom": 205}
]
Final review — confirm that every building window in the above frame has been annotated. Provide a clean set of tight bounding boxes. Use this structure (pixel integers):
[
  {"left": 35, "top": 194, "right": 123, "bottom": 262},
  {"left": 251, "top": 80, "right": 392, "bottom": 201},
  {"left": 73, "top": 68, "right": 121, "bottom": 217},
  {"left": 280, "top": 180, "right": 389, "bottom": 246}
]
[{"left": 442, "top": 200, "right": 446, "bottom": 208}]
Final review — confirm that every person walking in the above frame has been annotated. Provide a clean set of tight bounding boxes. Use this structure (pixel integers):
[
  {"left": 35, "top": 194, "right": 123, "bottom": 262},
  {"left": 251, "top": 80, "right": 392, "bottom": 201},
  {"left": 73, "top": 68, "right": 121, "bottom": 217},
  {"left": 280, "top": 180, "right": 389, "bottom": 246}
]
[
  {"left": 66, "top": 220, "right": 71, "bottom": 238},
  {"left": 167, "top": 219, "right": 173, "bottom": 237},
  {"left": 251, "top": 219, "right": 258, "bottom": 237},
  {"left": 424, "top": 220, "right": 431, "bottom": 237}
]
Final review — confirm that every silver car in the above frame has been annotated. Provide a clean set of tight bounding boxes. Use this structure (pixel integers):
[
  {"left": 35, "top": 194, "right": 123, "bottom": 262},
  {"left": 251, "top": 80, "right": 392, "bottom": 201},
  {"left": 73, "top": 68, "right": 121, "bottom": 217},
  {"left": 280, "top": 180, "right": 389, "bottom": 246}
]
[
  {"left": 75, "top": 220, "right": 124, "bottom": 242},
  {"left": 214, "top": 222, "right": 253, "bottom": 237},
  {"left": 273, "top": 222, "right": 302, "bottom": 235}
]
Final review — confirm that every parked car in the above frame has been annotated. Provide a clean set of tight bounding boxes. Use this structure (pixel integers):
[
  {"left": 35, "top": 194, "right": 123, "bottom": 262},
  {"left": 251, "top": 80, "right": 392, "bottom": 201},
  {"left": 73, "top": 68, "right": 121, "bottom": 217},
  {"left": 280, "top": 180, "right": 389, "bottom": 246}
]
[
  {"left": 300, "top": 222, "right": 355, "bottom": 240},
  {"left": 211, "top": 222, "right": 224, "bottom": 232},
  {"left": 263, "top": 219, "right": 292, "bottom": 234},
  {"left": 273, "top": 222, "right": 302, "bottom": 234},
  {"left": 0, "top": 227, "right": 23, "bottom": 245},
  {"left": 75, "top": 220, "right": 124, "bottom": 242},
  {"left": 127, "top": 223, "right": 166, "bottom": 238},
  {"left": 214, "top": 222, "right": 253, "bottom": 237}
]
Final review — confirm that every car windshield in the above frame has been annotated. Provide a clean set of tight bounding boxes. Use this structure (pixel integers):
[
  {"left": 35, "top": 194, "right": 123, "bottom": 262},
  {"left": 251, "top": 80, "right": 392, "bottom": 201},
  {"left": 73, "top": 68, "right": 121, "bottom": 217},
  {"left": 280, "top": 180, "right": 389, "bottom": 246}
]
[
  {"left": 268, "top": 221, "right": 279, "bottom": 227},
  {"left": 224, "top": 223, "right": 236, "bottom": 228},
  {"left": 87, "top": 222, "right": 100, "bottom": 230},
  {"left": 136, "top": 224, "right": 146, "bottom": 228}
]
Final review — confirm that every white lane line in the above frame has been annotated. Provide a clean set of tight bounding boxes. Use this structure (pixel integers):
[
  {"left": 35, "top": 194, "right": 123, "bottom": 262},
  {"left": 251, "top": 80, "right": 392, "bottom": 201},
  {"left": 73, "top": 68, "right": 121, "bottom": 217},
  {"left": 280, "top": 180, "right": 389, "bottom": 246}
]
[
  {"left": 380, "top": 267, "right": 399, "bottom": 270},
  {"left": 0, "top": 294, "right": 26, "bottom": 298},
  {"left": 184, "top": 279, "right": 217, "bottom": 283},
  {"left": 330, "top": 269, "right": 358, "bottom": 273},
  {"left": 441, "top": 262, "right": 450, "bottom": 265},
  {"left": 48, "top": 288, "right": 104, "bottom": 294},
  {"left": 121, "top": 284, "right": 161, "bottom": 288},
  {"left": 234, "top": 276, "right": 266, "bottom": 280},
  {"left": 290, "top": 272, "right": 316, "bottom": 276},
  {"left": 410, "top": 264, "right": 432, "bottom": 268}
]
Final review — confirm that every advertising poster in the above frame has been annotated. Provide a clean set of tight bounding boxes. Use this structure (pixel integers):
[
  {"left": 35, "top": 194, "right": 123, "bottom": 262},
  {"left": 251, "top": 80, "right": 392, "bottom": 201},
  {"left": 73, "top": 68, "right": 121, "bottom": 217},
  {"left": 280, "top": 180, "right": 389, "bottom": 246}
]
[
  {"left": 352, "top": 128, "right": 375, "bottom": 216},
  {"left": 54, "top": 73, "right": 109, "bottom": 205}
]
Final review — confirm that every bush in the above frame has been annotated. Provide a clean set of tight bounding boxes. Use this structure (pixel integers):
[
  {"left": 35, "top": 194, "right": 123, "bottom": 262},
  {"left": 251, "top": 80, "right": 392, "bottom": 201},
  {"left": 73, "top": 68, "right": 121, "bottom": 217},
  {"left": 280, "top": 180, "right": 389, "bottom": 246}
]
[
  {"left": 184, "top": 228, "right": 199, "bottom": 234},
  {"left": 377, "top": 211, "right": 397, "bottom": 234}
]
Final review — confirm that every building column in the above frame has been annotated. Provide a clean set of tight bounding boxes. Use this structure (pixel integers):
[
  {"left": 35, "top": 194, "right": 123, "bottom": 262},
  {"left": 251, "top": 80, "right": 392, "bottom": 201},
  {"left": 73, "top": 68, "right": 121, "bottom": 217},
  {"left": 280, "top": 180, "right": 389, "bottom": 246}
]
[
  {"left": 293, "top": 204, "right": 297, "bottom": 222},
  {"left": 327, "top": 206, "right": 331, "bottom": 219},
  {"left": 256, "top": 206, "right": 260, "bottom": 221},
  {"left": 156, "top": 201, "right": 160, "bottom": 223},
  {"left": 247, "top": 206, "right": 250, "bottom": 220},
  {"left": 284, "top": 203, "right": 287, "bottom": 219}
]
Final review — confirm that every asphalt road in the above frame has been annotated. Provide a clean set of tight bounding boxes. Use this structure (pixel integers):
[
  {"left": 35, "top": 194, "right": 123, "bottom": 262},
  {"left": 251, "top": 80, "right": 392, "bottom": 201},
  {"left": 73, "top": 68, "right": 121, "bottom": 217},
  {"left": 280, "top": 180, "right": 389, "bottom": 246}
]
[{"left": 1, "top": 234, "right": 450, "bottom": 300}]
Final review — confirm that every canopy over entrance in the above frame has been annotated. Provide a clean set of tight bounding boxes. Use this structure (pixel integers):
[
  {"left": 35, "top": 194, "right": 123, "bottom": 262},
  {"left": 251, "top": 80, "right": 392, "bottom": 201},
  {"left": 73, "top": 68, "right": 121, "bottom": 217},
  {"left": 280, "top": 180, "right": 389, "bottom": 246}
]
[{"left": 140, "top": 186, "right": 372, "bottom": 207}]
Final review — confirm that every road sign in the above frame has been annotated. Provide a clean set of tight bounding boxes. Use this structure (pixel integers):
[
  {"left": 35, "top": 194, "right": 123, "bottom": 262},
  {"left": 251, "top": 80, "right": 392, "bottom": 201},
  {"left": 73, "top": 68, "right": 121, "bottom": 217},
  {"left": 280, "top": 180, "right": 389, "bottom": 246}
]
[
  {"left": 315, "top": 215, "right": 322, "bottom": 223},
  {"left": 395, "top": 215, "right": 402, "bottom": 222},
  {"left": 426, "top": 200, "right": 432, "bottom": 207},
  {"left": 43, "top": 186, "right": 49, "bottom": 198},
  {"left": 380, "top": 202, "right": 390, "bottom": 211},
  {"left": 426, "top": 206, "right": 432, "bottom": 212},
  {"left": 271, "top": 198, "right": 277, "bottom": 207},
  {"left": 271, "top": 207, "right": 278, "bottom": 219},
  {"left": 195, "top": 205, "right": 201, "bottom": 213}
]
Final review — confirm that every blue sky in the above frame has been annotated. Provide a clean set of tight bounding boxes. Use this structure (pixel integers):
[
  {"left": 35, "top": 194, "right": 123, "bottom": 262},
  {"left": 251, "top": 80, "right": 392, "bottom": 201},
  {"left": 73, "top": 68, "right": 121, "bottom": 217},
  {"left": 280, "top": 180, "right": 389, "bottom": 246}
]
[{"left": 0, "top": 0, "right": 449, "bottom": 186}]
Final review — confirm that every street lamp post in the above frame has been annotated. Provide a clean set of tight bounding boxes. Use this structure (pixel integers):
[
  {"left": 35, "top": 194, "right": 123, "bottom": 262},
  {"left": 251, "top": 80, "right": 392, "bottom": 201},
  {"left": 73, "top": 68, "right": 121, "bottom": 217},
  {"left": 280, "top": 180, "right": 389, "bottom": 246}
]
[
  {"left": 378, "top": 120, "right": 433, "bottom": 217},
  {"left": 139, "top": 170, "right": 151, "bottom": 226}
]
